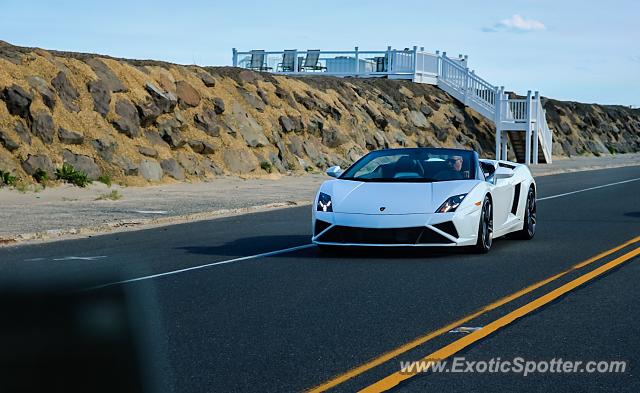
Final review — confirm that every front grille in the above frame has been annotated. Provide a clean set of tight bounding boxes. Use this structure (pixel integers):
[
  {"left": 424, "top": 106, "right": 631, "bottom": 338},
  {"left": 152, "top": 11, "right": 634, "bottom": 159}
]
[{"left": 316, "top": 225, "right": 454, "bottom": 245}]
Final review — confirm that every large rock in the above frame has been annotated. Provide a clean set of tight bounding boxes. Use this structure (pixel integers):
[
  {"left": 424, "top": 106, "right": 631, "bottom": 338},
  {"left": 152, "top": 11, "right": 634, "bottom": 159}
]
[
  {"left": 223, "top": 149, "right": 259, "bottom": 174},
  {"left": 86, "top": 58, "right": 127, "bottom": 92},
  {"left": 0, "top": 130, "right": 20, "bottom": 151},
  {"left": 30, "top": 110, "right": 56, "bottom": 143},
  {"left": 279, "top": 116, "right": 295, "bottom": 133},
  {"left": 14, "top": 121, "right": 31, "bottom": 145},
  {"left": 194, "top": 107, "right": 221, "bottom": 137},
  {"left": 138, "top": 159, "right": 163, "bottom": 181},
  {"left": 62, "top": 150, "right": 101, "bottom": 180},
  {"left": 188, "top": 140, "right": 215, "bottom": 154},
  {"left": 196, "top": 69, "right": 216, "bottom": 87},
  {"left": 138, "top": 145, "right": 158, "bottom": 158},
  {"left": 87, "top": 79, "right": 111, "bottom": 117},
  {"left": 176, "top": 152, "right": 205, "bottom": 176},
  {"left": 321, "top": 128, "right": 348, "bottom": 148},
  {"left": 21, "top": 154, "right": 55, "bottom": 178},
  {"left": 238, "top": 88, "right": 265, "bottom": 112},
  {"left": 212, "top": 97, "right": 225, "bottom": 114},
  {"left": 158, "top": 118, "right": 186, "bottom": 148},
  {"left": 92, "top": 136, "right": 118, "bottom": 161},
  {"left": 1, "top": 84, "right": 32, "bottom": 118},
  {"left": 51, "top": 71, "right": 80, "bottom": 112},
  {"left": 160, "top": 158, "right": 185, "bottom": 180},
  {"left": 407, "top": 110, "right": 429, "bottom": 129},
  {"left": 176, "top": 80, "right": 201, "bottom": 108},
  {"left": 112, "top": 99, "right": 141, "bottom": 138},
  {"left": 27, "top": 76, "right": 56, "bottom": 110},
  {"left": 58, "top": 128, "right": 84, "bottom": 145},
  {"left": 136, "top": 99, "right": 162, "bottom": 127},
  {"left": 145, "top": 83, "right": 177, "bottom": 113},
  {"left": 229, "top": 102, "right": 269, "bottom": 147}
]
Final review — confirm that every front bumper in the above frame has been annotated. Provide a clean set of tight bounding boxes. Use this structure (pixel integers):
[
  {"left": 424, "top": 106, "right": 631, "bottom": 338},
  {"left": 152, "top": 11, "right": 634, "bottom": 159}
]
[{"left": 312, "top": 208, "right": 480, "bottom": 247}]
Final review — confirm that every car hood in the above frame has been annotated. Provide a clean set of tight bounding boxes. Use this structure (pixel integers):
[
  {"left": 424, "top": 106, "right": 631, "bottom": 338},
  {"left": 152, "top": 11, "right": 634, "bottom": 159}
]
[
  {"left": 324, "top": 180, "right": 480, "bottom": 214},
  {"left": 321, "top": 179, "right": 478, "bottom": 214}
]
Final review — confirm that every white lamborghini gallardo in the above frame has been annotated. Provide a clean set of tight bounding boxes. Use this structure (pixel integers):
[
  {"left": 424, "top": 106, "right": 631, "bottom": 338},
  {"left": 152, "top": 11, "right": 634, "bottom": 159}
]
[{"left": 311, "top": 147, "right": 536, "bottom": 253}]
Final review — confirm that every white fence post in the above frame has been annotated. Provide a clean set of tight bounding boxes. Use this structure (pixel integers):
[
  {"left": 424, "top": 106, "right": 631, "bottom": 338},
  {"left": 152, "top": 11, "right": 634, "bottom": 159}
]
[
  {"left": 463, "top": 66, "right": 470, "bottom": 105},
  {"left": 354, "top": 46, "right": 359, "bottom": 75},
  {"left": 412, "top": 45, "right": 418, "bottom": 81},
  {"left": 494, "top": 86, "right": 503, "bottom": 160},
  {"left": 293, "top": 49, "right": 299, "bottom": 73},
  {"left": 386, "top": 46, "right": 392, "bottom": 73},
  {"left": 525, "top": 90, "right": 533, "bottom": 165},
  {"left": 232, "top": 48, "right": 238, "bottom": 67},
  {"left": 500, "top": 87, "right": 507, "bottom": 159},
  {"left": 533, "top": 91, "right": 540, "bottom": 164}
]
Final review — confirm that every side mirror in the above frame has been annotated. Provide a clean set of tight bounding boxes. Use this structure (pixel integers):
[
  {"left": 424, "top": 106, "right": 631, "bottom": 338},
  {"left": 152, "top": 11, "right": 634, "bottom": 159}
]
[
  {"left": 494, "top": 167, "right": 514, "bottom": 180},
  {"left": 326, "top": 166, "right": 343, "bottom": 178}
]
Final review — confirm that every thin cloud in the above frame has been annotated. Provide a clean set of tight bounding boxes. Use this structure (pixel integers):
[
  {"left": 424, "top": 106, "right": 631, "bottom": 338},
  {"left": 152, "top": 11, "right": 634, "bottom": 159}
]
[{"left": 483, "top": 14, "right": 546, "bottom": 33}]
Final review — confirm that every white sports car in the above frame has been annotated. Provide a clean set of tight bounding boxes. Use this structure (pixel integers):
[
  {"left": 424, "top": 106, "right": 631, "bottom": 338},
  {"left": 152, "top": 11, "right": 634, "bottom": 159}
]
[{"left": 311, "top": 147, "right": 536, "bottom": 253}]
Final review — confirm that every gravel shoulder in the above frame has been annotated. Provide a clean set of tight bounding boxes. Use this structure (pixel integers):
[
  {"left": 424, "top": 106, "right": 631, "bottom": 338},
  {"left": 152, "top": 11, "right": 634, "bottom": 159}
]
[{"left": 2, "top": 153, "right": 639, "bottom": 246}]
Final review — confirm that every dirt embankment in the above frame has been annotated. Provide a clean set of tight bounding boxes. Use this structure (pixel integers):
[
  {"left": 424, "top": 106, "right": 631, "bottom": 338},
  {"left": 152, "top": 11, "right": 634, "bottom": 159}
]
[{"left": 1, "top": 40, "right": 638, "bottom": 185}]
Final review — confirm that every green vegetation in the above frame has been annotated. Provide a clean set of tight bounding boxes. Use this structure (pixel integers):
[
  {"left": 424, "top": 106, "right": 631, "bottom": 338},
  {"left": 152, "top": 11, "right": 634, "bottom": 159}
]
[
  {"left": 260, "top": 161, "right": 273, "bottom": 173},
  {"left": 286, "top": 161, "right": 297, "bottom": 171},
  {"left": 33, "top": 168, "right": 48, "bottom": 185},
  {"left": 0, "top": 170, "right": 17, "bottom": 187},
  {"left": 95, "top": 190, "right": 122, "bottom": 201},
  {"left": 97, "top": 174, "right": 112, "bottom": 187},
  {"left": 56, "top": 164, "right": 91, "bottom": 187}
]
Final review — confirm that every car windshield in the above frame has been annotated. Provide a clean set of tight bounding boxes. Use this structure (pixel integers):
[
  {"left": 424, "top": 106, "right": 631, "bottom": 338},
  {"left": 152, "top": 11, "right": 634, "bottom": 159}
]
[{"left": 340, "top": 148, "right": 476, "bottom": 182}]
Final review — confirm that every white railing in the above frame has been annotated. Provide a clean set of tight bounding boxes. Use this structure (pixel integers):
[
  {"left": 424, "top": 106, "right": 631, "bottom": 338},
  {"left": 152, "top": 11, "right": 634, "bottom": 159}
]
[
  {"left": 437, "top": 54, "right": 497, "bottom": 119},
  {"left": 232, "top": 47, "right": 553, "bottom": 164},
  {"left": 231, "top": 47, "right": 471, "bottom": 85},
  {"left": 533, "top": 96, "right": 553, "bottom": 163}
]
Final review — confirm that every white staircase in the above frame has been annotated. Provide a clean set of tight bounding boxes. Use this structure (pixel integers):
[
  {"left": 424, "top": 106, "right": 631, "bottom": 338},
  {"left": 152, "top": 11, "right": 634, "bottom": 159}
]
[{"left": 436, "top": 53, "right": 553, "bottom": 164}]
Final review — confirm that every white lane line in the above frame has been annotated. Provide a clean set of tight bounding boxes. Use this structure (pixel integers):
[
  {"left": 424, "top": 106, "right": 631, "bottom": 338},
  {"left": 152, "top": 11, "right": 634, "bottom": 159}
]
[
  {"left": 537, "top": 177, "right": 640, "bottom": 201},
  {"left": 86, "top": 244, "right": 315, "bottom": 290},
  {"left": 86, "top": 176, "right": 640, "bottom": 290}
]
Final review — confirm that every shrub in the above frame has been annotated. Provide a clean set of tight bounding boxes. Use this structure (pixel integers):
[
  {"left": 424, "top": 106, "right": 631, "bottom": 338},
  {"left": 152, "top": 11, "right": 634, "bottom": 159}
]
[
  {"left": 97, "top": 174, "right": 112, "bottom": 187},
  {"left": 260, "top": 161, "right": 273, "bottom": 173},
  {"left": 56, "top": 164, "right": 91, "bottom": 187},
  {"left": 33, "top": 168, "right": 48, "bottom": 184},
  {"left": 95, "top": 190, "right": 122, "bottom": 201},
  {"left": 0, "top": 170, "right": 17, "bottom": 187}
]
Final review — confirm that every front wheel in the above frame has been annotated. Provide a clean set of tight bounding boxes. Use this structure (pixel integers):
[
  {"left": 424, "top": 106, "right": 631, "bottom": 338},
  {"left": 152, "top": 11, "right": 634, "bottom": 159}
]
[
  {"left": 472, "top": 196, "right": 493, "bottom": 253},
  {"left": 514, "top": 187, "right": 536, "bottom": 240}
]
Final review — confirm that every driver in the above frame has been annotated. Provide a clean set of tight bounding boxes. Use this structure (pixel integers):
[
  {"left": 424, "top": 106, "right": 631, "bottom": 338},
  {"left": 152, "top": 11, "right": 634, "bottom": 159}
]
[
  {"left": 447, "top": 155, "right": 463, "bottom": 172},
  {"left": 434, "top": 155, "right": 465, "bottom": 180}
]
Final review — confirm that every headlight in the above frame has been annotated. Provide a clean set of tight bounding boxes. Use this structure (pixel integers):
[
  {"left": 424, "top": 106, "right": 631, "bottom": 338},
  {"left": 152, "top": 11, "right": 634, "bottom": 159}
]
[
  {"left": 436, "top": 193, "right": 467, "bottom": 213},
  {"left": 317, "top": 192, "right": 333, "bottom": 212}
]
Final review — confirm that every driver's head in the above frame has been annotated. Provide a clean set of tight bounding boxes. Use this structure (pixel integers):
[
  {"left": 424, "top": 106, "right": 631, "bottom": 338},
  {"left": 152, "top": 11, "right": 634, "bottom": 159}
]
[{"left": 447, "top": 155, "right": 463, "bottom": 171}]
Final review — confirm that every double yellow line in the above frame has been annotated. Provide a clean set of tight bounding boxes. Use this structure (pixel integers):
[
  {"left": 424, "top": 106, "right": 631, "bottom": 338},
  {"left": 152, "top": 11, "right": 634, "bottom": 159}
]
[{"left": 308, "top": 235, "right": 640, "bottom": 393}]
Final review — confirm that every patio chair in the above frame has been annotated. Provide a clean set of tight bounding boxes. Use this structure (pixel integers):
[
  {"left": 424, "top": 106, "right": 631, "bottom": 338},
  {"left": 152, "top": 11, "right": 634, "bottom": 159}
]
[
  {"left": 375, "top": 54, "right": 389, "bottom": 72},
  {"left": 277, "top": 50, "right": 296, "bottom": 72},
  {"left": 247, "top": 50, "right": 272, "bottom": 71},
  {"left": 300, "top": 50, "right": 326, "bottom": 72}
]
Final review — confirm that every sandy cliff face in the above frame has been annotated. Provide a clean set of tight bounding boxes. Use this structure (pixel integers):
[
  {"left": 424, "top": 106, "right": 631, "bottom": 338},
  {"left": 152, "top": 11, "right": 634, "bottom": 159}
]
[{"left": 0, "top": 41, "right": 638, "bottom": 185}]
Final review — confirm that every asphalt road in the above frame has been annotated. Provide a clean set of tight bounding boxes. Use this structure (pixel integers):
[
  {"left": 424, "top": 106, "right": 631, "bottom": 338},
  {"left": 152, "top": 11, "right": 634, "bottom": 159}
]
[{"left": 1, "top": 165, "right": 639, "bottom": 392}]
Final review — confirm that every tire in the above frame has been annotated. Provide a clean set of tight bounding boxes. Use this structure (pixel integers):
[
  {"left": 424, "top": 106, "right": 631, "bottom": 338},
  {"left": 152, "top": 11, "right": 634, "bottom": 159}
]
[
  {"left": 515, "top": 187, "right": 536, "bottom": 240},
  {"left": 473, "top": 195, "right": 493, "bottom": 253}
]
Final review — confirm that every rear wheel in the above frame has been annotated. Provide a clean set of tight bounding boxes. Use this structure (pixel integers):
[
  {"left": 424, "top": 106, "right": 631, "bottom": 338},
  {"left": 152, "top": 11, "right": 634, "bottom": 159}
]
[
  {"left": 515, "top": 187, "right": 536, "bottom": 240},
  {"left": 473, "top": 196, "right": 493, "bottom": 253}
]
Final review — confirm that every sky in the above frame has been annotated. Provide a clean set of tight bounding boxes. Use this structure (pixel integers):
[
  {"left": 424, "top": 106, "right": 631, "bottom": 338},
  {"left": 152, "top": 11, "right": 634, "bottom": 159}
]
[{"left": 1, "top": 0, "right": 638, "bottom": 106}]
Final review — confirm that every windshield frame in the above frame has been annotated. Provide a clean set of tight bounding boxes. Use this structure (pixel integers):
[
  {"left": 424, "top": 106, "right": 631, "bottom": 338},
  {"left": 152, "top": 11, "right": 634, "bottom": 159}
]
[{"left": 338, "top": 148, "right": 480, "bottom": 183}]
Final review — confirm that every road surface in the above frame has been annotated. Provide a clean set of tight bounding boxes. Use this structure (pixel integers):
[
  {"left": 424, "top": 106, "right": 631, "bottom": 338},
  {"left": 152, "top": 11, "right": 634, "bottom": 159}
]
[{"left": 1, "top": 166, "right": 639, "bottom": 392}]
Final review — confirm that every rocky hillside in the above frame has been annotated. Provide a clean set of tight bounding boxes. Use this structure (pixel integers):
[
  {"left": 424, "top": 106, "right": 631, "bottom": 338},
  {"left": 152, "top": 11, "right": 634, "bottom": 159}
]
[{"left": 1, "top": 41, "right": 638, "bottom": 185}]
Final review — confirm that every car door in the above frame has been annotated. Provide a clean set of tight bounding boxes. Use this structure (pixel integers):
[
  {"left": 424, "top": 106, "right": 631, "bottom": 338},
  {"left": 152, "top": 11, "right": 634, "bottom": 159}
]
[{"left": 491, "top": 166, "right": 516, "bottom": 231}]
